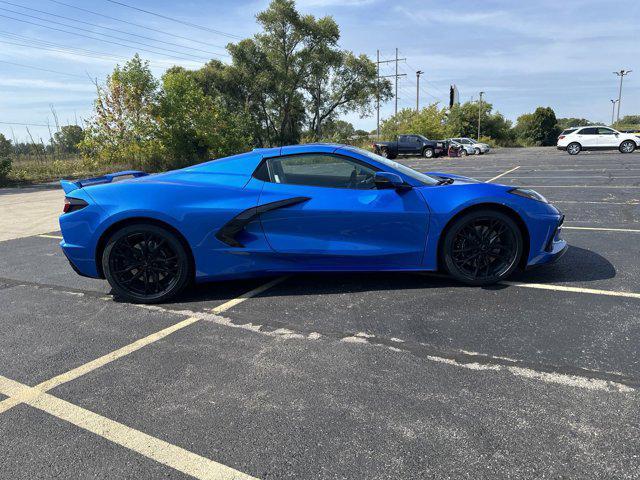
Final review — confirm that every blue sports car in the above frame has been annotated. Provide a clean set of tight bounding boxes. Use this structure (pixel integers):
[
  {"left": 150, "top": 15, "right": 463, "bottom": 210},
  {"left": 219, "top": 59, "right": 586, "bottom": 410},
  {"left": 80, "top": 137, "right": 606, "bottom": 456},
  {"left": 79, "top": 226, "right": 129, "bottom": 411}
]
[{"left": 59, "top": 144, "right": 566, "bottom": 303}]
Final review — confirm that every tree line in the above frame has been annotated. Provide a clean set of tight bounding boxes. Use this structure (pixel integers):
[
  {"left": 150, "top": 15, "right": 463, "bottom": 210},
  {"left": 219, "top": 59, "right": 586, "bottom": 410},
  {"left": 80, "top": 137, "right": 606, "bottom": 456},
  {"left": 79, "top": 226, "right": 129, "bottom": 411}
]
[{"left": 1, "top": 0, "right": 639, "bottom": 184}]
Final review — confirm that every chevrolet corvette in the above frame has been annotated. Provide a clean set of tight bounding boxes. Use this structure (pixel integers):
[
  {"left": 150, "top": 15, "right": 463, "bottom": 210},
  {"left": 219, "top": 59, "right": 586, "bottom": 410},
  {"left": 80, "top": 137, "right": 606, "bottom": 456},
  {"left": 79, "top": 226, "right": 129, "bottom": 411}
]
[{"left": 59, "top": 144, "right": 566, "bottom": 303}]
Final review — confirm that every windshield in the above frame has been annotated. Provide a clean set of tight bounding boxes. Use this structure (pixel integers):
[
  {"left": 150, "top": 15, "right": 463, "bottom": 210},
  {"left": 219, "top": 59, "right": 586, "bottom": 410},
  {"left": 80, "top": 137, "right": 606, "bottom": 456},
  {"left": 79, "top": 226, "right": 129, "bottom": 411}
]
[{"left": 346, "top": 147, "right": 439, "bottom": 186}]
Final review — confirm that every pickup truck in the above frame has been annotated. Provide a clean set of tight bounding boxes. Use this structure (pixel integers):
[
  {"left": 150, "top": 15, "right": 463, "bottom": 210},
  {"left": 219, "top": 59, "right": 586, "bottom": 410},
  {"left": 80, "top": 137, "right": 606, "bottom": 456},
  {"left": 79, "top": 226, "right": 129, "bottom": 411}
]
[{"left": 372, "top": 134, "right": 445, "bottom": 159}]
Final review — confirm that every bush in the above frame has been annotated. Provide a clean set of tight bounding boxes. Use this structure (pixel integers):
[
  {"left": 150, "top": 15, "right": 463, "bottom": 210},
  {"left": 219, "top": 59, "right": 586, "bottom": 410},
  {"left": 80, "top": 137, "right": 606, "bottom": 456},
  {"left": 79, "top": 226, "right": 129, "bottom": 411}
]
[{"left": 0, "top": 156, "right": 11, "bottom": 183}]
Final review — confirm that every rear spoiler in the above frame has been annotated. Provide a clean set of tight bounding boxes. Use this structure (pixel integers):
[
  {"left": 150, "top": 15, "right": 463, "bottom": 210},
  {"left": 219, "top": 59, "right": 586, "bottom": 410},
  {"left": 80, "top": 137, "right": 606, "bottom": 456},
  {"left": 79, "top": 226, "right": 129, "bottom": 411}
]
[{"left": 60, "top": 170, "right": 148, "bottom": 194}]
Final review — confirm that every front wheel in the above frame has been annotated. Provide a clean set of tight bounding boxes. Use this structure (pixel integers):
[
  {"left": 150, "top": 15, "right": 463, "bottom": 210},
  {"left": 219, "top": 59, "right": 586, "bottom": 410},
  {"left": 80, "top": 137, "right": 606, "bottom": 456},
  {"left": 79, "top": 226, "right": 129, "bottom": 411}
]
[
  {"left": 474, "top": 148, "right": 481, "bottom": 155},
  {"left": 620, "top": 140, "right": 636, "bottom": 154},
  {"left": 567, "top": 142, "right": 581, "bottom": 155},
  {"left": 442, "top": 210, "right": 523, "bottom": 286},
  {"left": 102, "top": 224, "right": 192, "bottom": 303},
  {"left": 423, "top": 147, "right": 434, "bottom": 158}
]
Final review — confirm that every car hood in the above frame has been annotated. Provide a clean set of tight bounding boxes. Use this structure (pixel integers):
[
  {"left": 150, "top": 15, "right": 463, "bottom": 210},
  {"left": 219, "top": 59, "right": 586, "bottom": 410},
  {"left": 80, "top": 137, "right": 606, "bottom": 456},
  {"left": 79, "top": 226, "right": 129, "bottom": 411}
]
[{"left": 424, "top": 171, "right": 481, "bottom": 184}]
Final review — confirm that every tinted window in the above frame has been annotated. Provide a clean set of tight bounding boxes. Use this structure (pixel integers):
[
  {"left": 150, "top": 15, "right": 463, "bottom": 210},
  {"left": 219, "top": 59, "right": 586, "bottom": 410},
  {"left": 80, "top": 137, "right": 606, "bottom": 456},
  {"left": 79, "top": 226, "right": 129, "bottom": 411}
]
[
  {"left": 561, "top": 128, "right": 578, "bottom": 135},
  {"left": 399, "top": 135, "right": 409, "bottom": 142},
  {"left": 597, "top": 127, "right": 615, "bottom": 135},
  {"left": 266, "top": 154, "right": 377, "bottom": 190},
  {"left": 345, "top": 147, "right": 439, "bottom": 186},
  {"left": 579, "top": 127, "right": 598, "bottom": 135}
]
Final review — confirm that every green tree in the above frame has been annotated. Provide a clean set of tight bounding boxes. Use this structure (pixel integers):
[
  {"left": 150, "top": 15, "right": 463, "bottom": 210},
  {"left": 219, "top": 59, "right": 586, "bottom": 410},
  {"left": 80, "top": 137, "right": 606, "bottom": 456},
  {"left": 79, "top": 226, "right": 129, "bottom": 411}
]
[
  {"left": 514, "top": 107, "right": 561, "bottom": 146},
  {"left": 82, "top": 54, "right": 161, "bottom": 168},
  {"left": 155, "top": 70, "right": 250, "bottom": 169},
  {"left": 380, "top": 104, "right": 450, "bottom": 140},
  {"left": 447, "top": 101, "right": 513, "bottom": 144},
  {"left": 0, "top": 133, "right": 11, "bottom": 157},
  {"left": 305, "top": 51, "right": 391, "bottom": 139},
  {"left": 53, "top": 125, "right": 84, "bottom": 154},
  {"left": 0, "top": 133, "right": 11, "bottom": 183},
  {"left": 557, "top": 117, "right": 593, "bottom": 130},
  {"left": 613, "top": 115, "right": 640, "bottom": 130}
]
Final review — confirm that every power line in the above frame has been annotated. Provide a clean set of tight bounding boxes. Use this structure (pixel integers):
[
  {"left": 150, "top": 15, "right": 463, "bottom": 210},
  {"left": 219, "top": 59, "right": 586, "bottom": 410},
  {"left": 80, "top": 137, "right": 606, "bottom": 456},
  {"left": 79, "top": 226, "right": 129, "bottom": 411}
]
[
  {"left": 0, "top": 13, "right": 206, "bottom": 63},
  {"left": 0, "top": 0, "right": 228, "bottom": 57},
  {"left": 0, "top": 59, "right": 88, "bottom": 79},
  {"left": 105, "top": 0, "right": 243, "bottom": 40},
  {"left": 0, "top": 9, "right": 212, "bottom": 62},
  {"left": 46, "top": 0, "right": 229, "bottom": 51},
  {"left": 0, "top": 121, "right": 51, "bottom": 127}
]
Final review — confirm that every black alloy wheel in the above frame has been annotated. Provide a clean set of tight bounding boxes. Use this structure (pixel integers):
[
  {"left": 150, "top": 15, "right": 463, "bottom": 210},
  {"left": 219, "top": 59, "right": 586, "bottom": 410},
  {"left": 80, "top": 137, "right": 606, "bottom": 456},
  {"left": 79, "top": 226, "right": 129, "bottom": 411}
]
[
  {"left": 443, "top": 210, "right": 522, "bottom": 285},
  {"left": 102, "top": 224, "right": 191, "bottom": 303}
]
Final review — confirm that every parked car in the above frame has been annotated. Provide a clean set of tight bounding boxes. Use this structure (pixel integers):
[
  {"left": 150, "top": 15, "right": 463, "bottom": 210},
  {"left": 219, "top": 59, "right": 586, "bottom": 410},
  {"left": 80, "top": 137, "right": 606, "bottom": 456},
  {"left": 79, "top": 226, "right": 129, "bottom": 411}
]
[
  {"left": 446, "top": 139, "right": 476, "bottom": 156},
  {"left": 59, "top": 144, "right": 566, "bottom": 303},
  {"left": 372, "top": 134, "right": 445, "bottom": 159},
  {"left": 557, "top": 126, "right": 640, "bottom": 155},
  {"left": 450, "top": 137, "right": 491, "bottom": 155}
]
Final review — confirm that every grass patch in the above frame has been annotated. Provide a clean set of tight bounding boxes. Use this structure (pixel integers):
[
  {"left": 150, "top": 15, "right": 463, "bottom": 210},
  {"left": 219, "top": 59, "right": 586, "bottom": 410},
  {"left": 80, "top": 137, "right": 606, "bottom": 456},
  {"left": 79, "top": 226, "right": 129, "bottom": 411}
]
[{"left": 3, "top": 156, "right": 130, "bottom": 186}]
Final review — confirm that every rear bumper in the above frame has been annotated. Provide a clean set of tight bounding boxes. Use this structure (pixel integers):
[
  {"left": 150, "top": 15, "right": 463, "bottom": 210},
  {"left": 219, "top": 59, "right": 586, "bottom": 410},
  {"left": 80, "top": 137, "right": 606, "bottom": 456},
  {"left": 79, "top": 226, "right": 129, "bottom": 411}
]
[
  {"left": 557, "top": 146, "right": 567, "bottom": 151},
  {"left": 60, "top": 240, "right": 101, "bottom": 278}
]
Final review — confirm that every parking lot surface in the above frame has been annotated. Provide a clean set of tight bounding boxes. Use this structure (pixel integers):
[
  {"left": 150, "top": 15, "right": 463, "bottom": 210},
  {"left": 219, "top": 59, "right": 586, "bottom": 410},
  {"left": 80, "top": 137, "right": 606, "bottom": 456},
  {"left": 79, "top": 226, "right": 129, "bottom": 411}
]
[{"left": 1, "top": 147, "right": 639, "bottom": 479}]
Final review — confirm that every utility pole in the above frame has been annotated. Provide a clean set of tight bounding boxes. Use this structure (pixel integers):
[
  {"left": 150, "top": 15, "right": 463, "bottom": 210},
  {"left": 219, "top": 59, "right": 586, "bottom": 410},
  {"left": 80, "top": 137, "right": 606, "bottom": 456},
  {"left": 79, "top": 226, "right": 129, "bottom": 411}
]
[
  {"left": 477, "top": 91, "right": 484, "bottom": 140},
  {"left": 416, "top": 70, "right": 424, "bottom": 112},
  {"left": 610, "top": 99, "right": 619, "bottom": 126},
  {"left": 613, "top": 69, "right": 632, "bottom": 122},
  {"left": 375, "top": 49, "right": 406, "bottom": 127},
  {"left": 376, "top": 49, "right": 380, "bottom": 139}
]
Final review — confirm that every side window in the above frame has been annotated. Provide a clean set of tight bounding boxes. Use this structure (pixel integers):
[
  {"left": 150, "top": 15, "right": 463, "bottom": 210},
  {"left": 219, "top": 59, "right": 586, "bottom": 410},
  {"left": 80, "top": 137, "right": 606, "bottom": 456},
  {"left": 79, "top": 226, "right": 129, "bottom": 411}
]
[
  {"left": 412, "top": 135, "right": 421, "bottom": 143},
  {"left": 597, "top": 127, "right": 615, "bottom": 135},
  {"left": 399, "top": 135, "right": 409, "bottom": 143},
  {"left": 579, "top": 127, "right": 598, "bottom": 135},
  {"left": 266, "top": 154, "right": 378, "bottom": 190}
]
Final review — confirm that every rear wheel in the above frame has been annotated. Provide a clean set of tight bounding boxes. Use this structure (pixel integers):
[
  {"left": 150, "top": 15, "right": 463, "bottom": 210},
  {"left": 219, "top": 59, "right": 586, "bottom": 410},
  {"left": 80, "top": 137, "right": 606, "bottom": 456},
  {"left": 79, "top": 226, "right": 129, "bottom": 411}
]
[
  {"left": 567, "top": 142, "right": 581, "bottom": 155},
  {"left": 442, "top": 210, "right": 523, "bottom": 285},
  {"left": 460, "top": 148, "right": 468, "bottom": 157},
  {"left": 423, "top": 147, "right": 434, "bottom": 158},
  {"left": 102, "top": 224, "right": 191, "bottom": 304},
  {"left": 379, "top": 147, "right": 390, "bottom": 158},
  {"left": 620, "top": 140, "right": 636, "bottom": 154}
]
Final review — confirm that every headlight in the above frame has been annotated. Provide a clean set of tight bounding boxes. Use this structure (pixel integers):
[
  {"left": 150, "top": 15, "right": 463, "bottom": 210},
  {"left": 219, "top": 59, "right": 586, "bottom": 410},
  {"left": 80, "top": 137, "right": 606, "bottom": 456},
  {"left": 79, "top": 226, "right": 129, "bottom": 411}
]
[{"left": 509, "top": 188, "right": 548, "bottom": 203}]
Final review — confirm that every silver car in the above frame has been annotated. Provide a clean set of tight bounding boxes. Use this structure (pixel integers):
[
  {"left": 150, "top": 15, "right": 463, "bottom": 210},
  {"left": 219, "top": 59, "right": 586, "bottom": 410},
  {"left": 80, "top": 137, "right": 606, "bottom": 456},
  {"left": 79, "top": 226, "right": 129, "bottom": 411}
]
[
  {"left": 450, "top": 137, "right": 491, "bottom": 155},
  {"left": 447, "top": 140, "right": 476, "bottom": 156}
]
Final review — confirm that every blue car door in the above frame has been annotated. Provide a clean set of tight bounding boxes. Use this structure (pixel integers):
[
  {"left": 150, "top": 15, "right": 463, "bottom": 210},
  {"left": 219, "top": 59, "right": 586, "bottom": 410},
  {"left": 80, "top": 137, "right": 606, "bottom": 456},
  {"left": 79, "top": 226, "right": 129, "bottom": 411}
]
[{"left": 255, "top": 149, "right": 430, "bottom": 268}]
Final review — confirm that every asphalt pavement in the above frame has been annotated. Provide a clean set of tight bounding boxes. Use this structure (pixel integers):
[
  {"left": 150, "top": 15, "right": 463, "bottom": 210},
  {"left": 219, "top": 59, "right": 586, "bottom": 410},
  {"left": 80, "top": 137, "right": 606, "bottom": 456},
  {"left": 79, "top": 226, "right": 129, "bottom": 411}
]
[{"left": 1, "top": 147, "right": 639, "bottom": 479}]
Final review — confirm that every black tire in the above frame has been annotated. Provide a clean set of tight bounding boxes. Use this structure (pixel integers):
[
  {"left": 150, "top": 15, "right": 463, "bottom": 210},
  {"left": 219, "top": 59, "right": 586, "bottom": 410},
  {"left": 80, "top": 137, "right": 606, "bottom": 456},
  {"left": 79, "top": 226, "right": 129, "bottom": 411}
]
[
  {"left": 442, "top": 210, "right": 523, "bottom": 286},
  {"left": 474, "top": 148, "right": 481, "bottom": 155},
  {"left": 379, "top": 147, "right": 389, "bottom": 158},
  {"left": 102, "top": 224, "right": 192, "bottom": 303},
  {"left": 460, "top": 149, "right": 468, "bottom": 157},
  {"left": 567, "top": 142, "right": 581, "bottom": 155},
  {"left": 423, "top": 147, "right": 434, "bottom": 158},
  {"left": 620, "top": 140, "right": 636, "bottom": 154}
]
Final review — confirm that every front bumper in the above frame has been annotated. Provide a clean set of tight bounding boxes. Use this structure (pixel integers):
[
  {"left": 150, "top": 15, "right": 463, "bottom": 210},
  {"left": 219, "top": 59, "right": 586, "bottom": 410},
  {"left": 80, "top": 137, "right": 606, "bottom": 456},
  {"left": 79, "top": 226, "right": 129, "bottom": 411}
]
[{"left": 526, "top": 213, "right": 567, "bottom": 268}]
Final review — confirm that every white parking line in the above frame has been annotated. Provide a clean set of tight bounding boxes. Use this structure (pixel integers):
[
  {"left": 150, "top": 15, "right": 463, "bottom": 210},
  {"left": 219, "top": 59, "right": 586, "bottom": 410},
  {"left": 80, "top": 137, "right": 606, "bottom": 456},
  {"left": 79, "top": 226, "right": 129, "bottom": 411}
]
[
  {"left": 522, "top": 185, "right": 640, "bottom": 188},
  {"left": 486, "top": 166, "right": 520, "bottom": 182},
  {"left": 502, "top": 281, "right": 640, "bottom": 301},
  {"left": 551, "top": 200, "right": 640, "bottom": 205},
  {"left": 36, "top": 234, "right": 63, "bottom": 239},
  {"left": 0, "top": 277, "right": 287, "bottom": 477},
  {"left": 564, "top": 226, "right": 640, "bottom": 233},
  {"left": 0, "top": 375, "right": 257, "bottom": 480}
]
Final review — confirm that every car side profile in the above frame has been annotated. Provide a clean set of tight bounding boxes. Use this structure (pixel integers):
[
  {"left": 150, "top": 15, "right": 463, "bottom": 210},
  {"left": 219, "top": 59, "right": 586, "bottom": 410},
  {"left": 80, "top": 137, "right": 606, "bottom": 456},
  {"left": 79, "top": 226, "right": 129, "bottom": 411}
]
[
  {"left": 59, "top": 144, "right": 566, "bottom": 303},
  {"left": 557, "top": 126, "right": 639, "bottom": 155},
  {"left": 450, "top": 137, "right": 490, "bottom": 155},
  {"left": 372, "top": 134, "right": 445, "bottom": 159},
  {"left": 446, "top": 139, "right": 477, "bottom": 156}
]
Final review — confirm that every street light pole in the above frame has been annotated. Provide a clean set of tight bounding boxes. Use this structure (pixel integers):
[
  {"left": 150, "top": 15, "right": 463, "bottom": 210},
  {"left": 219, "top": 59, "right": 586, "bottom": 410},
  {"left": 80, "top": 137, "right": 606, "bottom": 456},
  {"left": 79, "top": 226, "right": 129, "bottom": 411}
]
[
  {"left": 477, "top": 91, "right": 484, "bottom": 140},
  {"left": 416, "top": 70, "right": 423, "bottom": 112},
  {"left": 610, "top": 99, "right": 619, "bottom": 126},
  {"left": 613, "top": 70, "right": 632, "bottom": 122}
]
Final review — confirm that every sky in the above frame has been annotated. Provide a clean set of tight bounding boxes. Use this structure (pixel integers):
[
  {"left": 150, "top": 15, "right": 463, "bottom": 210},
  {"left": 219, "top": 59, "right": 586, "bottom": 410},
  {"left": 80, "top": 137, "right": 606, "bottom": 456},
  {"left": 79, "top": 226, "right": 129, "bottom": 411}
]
[{"left": 0, "top": 0, "right": 638, "bottom": 142}]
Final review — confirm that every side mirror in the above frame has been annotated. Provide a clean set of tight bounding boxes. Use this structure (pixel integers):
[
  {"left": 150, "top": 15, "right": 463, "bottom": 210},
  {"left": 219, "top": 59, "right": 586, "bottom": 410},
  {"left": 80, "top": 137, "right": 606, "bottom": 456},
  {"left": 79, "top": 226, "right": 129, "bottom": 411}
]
[{"left": 374, "top": 171, "right": 410, "bottom": 190}]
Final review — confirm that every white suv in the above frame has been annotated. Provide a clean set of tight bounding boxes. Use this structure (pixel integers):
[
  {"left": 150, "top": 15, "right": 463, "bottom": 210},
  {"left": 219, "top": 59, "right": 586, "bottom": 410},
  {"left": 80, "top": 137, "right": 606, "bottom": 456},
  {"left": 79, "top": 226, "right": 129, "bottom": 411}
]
[{"left": 557, "top": 126, "right": 639, "bottom": 155}]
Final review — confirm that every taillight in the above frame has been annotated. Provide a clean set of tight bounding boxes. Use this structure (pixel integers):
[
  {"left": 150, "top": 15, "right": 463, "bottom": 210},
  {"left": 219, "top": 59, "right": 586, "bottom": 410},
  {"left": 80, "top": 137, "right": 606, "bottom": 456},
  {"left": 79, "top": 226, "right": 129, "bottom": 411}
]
[
  {"left": 63, "top": 197, "right": 88, "bottom": 213},
  {"left": 558, "top": 135, "right": 565, "bottom": 140}
]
